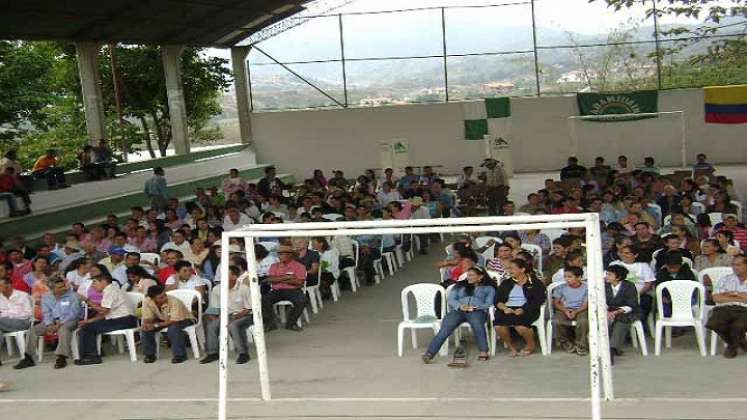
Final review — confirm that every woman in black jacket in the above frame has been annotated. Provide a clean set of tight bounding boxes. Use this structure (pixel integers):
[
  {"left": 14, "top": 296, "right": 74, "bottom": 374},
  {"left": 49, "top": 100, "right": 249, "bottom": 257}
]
[{"left": 494, "top": 258, "right": 547, "bottom": 356}]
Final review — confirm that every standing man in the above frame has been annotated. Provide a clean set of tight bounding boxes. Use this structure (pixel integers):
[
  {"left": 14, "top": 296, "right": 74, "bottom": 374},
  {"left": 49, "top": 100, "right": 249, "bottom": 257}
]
[
  {"left": 144, "top": 167, "right": 168, "bottom": 213},
  {"left": 14, "top": 277, "right": 81, "bottom": 369},
  {"left": 481, "top": 158, "right": 509, "bottom": 217},
  {"left": 32, "top": 149, "right": 69, "bottom": 190},
  {"left": 141, "top": 284, "right": 195, "bottom": 364},
  {"left": 257, "top": 166, "right": 286, "bottom": 198}
]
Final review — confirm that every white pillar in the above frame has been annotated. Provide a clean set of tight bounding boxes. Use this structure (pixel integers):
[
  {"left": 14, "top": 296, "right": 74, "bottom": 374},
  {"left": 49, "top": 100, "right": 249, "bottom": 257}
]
[
  {"left": 75, "top": 42, "right": 107, "bottom": 143},
  {"left": 231, "top": 46, "right": 254, "bottom": 146},
  {"left": 161, "top": 45, "right": 190, "bottom": 155}
]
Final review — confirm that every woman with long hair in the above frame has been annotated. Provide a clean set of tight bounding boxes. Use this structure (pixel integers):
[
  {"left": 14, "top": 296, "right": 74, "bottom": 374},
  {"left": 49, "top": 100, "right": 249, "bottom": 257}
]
[
  {"left": 493, "top": 258, "right": 546, "bottom": 357},
  {"left": 716, "top": 230, "right": 742, "bottom": 257},
  {"left": 200, "top": 245, "right": 222, "bottom": 282},
  {"left": 671, "top": 223, "right": 700, "bottom": 256},
  {"left": 124, "top": 265, "right": 159, "bottom": 294},
  {"left": 486, "top": 243, "right": 514, "bottom": 282},
  {"left": 422, "top": 267, "right": 496, "bottom": 363}
]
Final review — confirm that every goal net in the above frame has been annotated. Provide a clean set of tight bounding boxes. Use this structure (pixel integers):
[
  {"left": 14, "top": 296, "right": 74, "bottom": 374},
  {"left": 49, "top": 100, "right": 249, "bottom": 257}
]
[{"left": 217, "top": 214, "right": 613, "bottom": 420}]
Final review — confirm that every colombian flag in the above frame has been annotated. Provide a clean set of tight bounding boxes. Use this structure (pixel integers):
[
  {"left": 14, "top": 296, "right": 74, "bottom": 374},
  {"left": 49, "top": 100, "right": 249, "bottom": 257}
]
[{"left": 705, "top": 84, "right": 747, "bottom": 124}]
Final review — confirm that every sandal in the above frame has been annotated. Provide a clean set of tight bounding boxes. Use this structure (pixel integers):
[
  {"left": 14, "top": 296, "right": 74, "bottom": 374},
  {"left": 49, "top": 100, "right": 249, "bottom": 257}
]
[
  {"left": 478, "top": 354, "right": 490, "bottom": 361},
  {"left": 508, "top": 349, "right": 519, "bottom": 358},
  {"left": 518, "top": 349, "right": 534, "bottom": 357}
]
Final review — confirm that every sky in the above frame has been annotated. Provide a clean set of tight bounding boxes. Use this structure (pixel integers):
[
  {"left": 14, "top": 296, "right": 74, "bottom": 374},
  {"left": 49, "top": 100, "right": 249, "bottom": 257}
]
[{"left": 208, "top": 0, "right": 743, "bottom": 61}]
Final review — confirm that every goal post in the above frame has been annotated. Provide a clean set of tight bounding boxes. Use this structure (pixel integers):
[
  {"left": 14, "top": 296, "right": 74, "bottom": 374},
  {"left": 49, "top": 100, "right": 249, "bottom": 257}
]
[
  {"left": 568, "top": 110, "right": 687, "bottom": 168},
  {"left": 218, "top": 214, "right": 613, "bottom": 420}
]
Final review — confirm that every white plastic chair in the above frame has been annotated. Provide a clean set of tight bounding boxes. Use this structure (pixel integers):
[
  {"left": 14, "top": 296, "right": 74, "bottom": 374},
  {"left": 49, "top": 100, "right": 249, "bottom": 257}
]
[
  {"left": 326, "top": 248, "right": 342, "bottom": 302},
  {"left": 157, "top": 289, "right": 203, "bottom": 359},
  {"left": 521, "top": 244, "right": 543, "bottom": 273},
  {"left": 397, "top": 284, "right": 446, "bottom": 357},
  {"left": 342, "top": 240, "right": 360, "bottom": 293},
  {"left": 3, "top": 328, "right": 30, "bottom": 357},
  {"left": 731, "top": 201, "right": 743, "bottom": 221},
  {"left": 697, "top": 267, "right": 734, "bottom": 355},
  {"left": 97, "top": 292, "right": 144, "bottom": 362},
  {"left": 380, "top": 239, "right": 397, "bottom": 277},
  {"left": 489, "top": 305, "right": 547, "bottom": 356},
  {"left": 274, "top": 284, "right": 311, "bottom": 327},
  {"left": 544, "top": 282, "right": 571, "bottom": 355},
  {"left": 322, "top": 213, "right": 343, "bottom": 221},
  {"left": 139, "top": 253, "right": 160, "bottom": 266},
  {"left": 654, "top": 281, "right": 706, "bottom": 356},
  {"left": 647, "top": 203, "right": 663, "bottom": 227},
  {"left": 305, "top": 272, "right": 323, "bottom": 314},
  {"left": 707, "top": 212, "right": 723, "bottom": 226},
  {"left": 691, "top": 202, "right": 706, "bottom": 215}
]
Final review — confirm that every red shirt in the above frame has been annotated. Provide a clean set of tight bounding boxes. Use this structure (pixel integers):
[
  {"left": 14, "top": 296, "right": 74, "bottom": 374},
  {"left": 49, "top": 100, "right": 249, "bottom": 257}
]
[
  {"left": 158, "top": 266, "right": 176, "bottom": 284},
  {"left": 0, "top": 174, "right": 15, "bottom": 192},
  {"left": 268, "top": 260, "right": 306, "bottom": 290},
  {"left": 11, "top": 272, "right": 30, "bottom": 293},
  {"left": 721, "top": 227, "right": 747, "bottom": 252}
]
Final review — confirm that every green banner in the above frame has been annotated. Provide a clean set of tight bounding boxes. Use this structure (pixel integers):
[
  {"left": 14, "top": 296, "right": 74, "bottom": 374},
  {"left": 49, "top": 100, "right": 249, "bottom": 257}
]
[
  {"left": 485, "top": 97, "right": 511, "bottom": 118},
  {"left": 577, "top": 90, "right": 658, "bottom": 122}
]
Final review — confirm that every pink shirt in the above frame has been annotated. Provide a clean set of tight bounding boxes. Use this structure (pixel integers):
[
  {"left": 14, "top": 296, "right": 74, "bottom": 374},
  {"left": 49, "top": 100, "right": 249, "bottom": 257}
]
[{"left": 268, "top": 260, "right": 306, "bottom": 290}]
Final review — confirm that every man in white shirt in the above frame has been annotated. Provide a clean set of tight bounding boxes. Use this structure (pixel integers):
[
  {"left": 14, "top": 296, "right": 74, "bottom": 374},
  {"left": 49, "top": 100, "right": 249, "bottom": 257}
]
[
  {"left": 200, "top": 265, "right": 254, "bottom": 365},
  {"left": 223, "top": 206, "right": 254, "bottom": 232},
  {"left": 160, "top": 230, "right": 192, "bottom": 256},
  {"left": 706, "top": 255, "right": 747, "bottom": 358},
  {"left": 376, "top": 182, "right": 401, "bottom": 207},
  {"left": 111, "top": 252, "right": 155, "bottom": 287},
  {"left": 165, "top": 260, "right": 209, "bottom": 296},
  {"left": 410, "top": 197, "right": 431, "bottom": 255},
  {"left": 0, "top": 277, "right": 33, "bottom": 356},
  {"left": 75, "top": 273, "right": 137, "bottom": 365}
]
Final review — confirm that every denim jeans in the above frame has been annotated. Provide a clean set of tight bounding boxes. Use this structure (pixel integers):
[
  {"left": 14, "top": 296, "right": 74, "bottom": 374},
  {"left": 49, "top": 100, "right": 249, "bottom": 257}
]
[
  {"left": 426, "top": 309, "right": 489, "bottom": 355},
  {"left": 0, "top": 192, "right": 18, "bottom": 212},
  {"left": 33, "top": 167, "right": 66, "bottom": 188},
  {"left": 142, "top": 319, "right": 195, "bottom": 358},
  {"left": 78, "top": 316, "right": 138, "bottom": 358}
]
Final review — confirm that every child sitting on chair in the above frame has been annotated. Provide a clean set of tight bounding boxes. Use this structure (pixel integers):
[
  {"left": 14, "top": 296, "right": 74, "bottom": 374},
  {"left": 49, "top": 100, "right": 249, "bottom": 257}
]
[{"left": 552, "top": 266, "right": 589, "bottom": 355}]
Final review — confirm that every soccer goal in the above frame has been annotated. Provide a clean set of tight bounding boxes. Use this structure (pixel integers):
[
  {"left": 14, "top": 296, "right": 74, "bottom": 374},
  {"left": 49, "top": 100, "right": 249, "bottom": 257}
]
[
  {"left": 568, "top": 110, "right": 687, "bottom": 168},
  {"left": 217, "top": 214, "right": 613, "bottom": 420}
]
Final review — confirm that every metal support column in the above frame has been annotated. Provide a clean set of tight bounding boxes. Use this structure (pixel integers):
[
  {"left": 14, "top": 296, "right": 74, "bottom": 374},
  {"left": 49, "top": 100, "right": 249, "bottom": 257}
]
[
  {"left": 441, "top": 7, "right": 450, "bottom": 102},
  {"left": 652, "top": 0, "right": 664, "bottom": 89},
  {"left": 530, "top": 0, "right": 541, "bottom": 96},
  {"left": 338, "top": 14, "right": 349, "bottom": 107},
  {"left": 231, "top": 46, "right": 254, "bottom": 145}
]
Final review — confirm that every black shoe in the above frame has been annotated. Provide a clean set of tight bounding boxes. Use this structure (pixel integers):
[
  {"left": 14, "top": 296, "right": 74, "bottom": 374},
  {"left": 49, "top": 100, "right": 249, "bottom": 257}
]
[
  {"left": 421, "top": 353, "right": 434, "bottom": 364},
  {"left": 171, "top": 356, "right": 187, "bottom": 364},
  {"left": 13, "top": 355, "right": 35, "bottom": 370},
  {"left": 236, "top": 353, "right": 250, "bottom": 364},
  {"left": 285, "top": 324, "right": 303, "bottom": 332},
  {"left": 612, "top": 348, "right": 623, "bottom": 357},
  {"left": 724, "top": 346, "right": 738, "bottom": 359},
  {"left": 143, "top": 355, "right": 157, "bottom": 364},
  {"left": 609, "top": 349, "right": 615, "bottom": 366},
  {"left": 74, "top": 356, "right": 102, "bottom": 366},
  {"left": 54, "top": 356, "right": 67, "bottom": 369},
  {"left": 264, "top": 323, "right": 278, "bottom": 333},
  {"left": 419, "top": 249, "right": 429, "bottom": 255},
  {"left": 200, "top": 354, "right": 219, "bottom": 364}
]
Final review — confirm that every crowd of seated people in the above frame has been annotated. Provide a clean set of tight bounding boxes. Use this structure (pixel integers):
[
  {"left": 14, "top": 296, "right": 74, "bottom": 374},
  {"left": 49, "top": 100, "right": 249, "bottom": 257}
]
[{"left": 1, "top": 151, "right": 746, "bottom": 377}]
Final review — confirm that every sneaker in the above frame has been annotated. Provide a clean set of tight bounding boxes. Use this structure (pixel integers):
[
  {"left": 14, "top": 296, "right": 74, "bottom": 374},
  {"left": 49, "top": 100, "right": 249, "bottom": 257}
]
[
  {"left": 200, "top": 354, "right": 219, "bottom": 364},
  {"left": 575, "top": 347, "right": 589, "bottom": 356},
  {"left": 54, "top": 356, "right": 67, "bottom": 369},
  {"left": 13, "top": 355, "right": 36, "bottom": 370},
  {"left": 263, "top": 323, "right": 278, "bottom": 333},
  {"left": 421, "top": 353, "right": 434, "bottom": 364},
  {"left": 143, "top": 355, "right": 157, "bottom": 364},
  {"left": 561, "top": 340, "right": 575, "bottom": 353},
  {"left": 236, "top": 353, "right": 250, "bottom": 364}
]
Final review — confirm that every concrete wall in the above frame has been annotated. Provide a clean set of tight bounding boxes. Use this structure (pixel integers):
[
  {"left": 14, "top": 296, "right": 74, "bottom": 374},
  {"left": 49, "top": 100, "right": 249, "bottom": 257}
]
[{"left": 250, "top": 88, "right": 747, "bottom": 180}]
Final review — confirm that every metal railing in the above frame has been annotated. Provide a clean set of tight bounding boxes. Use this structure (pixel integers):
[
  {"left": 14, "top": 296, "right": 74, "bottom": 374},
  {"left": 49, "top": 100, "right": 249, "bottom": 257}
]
[{"left": 245, "top": 0, "right": 746, "bottom": 111}]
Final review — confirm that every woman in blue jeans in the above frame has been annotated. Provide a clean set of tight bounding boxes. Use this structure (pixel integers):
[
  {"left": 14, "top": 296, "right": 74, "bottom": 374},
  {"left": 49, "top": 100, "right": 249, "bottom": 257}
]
[{"left": 422, "top": 267, "right": 496, "bottom": 363}]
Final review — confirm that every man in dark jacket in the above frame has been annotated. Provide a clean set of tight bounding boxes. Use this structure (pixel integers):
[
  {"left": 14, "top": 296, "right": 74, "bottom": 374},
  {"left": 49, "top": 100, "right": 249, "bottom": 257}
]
[{"left": 605, "top": 265, "right": 641, "bottom": 359}]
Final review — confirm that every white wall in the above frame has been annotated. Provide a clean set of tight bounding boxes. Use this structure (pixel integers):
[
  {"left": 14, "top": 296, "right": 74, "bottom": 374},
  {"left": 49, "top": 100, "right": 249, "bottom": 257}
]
[{"left": 250, "top": 88, "right": 747, "bottom": 180}]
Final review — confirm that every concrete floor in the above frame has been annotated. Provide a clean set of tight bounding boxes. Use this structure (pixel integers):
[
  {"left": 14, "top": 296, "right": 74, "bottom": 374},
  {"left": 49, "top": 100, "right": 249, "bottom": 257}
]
[{"left": 3, "top": 165, "right": 747, "bottom": 419}]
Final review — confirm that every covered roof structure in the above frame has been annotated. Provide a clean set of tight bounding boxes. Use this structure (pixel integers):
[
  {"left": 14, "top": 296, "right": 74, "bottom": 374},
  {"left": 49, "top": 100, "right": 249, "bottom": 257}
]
[{"left": 0, "top": 0, "right": 310, "bottom": 47}]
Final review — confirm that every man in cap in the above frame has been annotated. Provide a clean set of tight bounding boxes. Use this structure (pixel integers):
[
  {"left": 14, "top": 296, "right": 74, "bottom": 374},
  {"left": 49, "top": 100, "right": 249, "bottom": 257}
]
[
  {"left": 100, "top": 246, "right": 127, "bottom": 274},
  {"left": 480, "top": 158, "right": 509, "bottom": 216},
  {"left": 261, "top": 245, "right": 307, "bottom": 332}
]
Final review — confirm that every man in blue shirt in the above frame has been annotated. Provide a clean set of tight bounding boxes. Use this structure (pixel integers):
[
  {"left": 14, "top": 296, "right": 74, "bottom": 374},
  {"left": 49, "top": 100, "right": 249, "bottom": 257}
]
[
  {"left": 15, "top": 277, "right": 82, "bottom": 370},
  {"left": 143, "top": 167, "right": 168, "bottom": 212},
  {"left": 397, "top": 166, "right": 419, "bottom": 191}
]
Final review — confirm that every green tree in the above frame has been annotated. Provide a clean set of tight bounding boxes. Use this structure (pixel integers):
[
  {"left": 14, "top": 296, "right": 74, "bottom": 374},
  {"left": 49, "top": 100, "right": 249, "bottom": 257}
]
[
  {"left": 594, "top": 0, "right": 747, "bottom": 87},
  {"left": 100, "top": 45, "right": 232, "bottom": 157}
]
